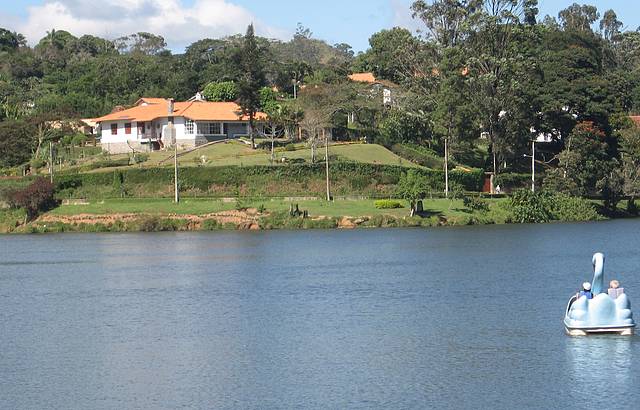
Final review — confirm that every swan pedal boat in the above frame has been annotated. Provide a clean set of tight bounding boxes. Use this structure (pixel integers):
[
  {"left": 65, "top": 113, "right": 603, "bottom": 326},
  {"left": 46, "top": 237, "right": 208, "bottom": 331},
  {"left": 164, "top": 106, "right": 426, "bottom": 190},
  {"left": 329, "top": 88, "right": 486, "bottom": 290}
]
[{"left": 564, "top": 253, "right": 636, "bottom": 336}]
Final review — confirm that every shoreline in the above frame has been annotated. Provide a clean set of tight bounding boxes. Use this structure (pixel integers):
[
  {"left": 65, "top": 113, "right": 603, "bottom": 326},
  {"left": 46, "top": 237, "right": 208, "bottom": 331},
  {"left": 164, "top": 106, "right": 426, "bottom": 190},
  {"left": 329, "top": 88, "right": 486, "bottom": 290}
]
[{"left": 0, "top": 209, "right": 628, "bottom": 235}]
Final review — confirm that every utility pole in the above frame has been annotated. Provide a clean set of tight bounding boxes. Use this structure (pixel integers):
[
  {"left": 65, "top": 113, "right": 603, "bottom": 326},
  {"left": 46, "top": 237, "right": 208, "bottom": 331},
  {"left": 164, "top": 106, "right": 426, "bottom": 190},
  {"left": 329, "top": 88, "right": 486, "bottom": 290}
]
[
  {"left": 531, "top": 140, "right": 536, "bottom": 193},
  {"left": 324, "top": 128, "right": 331, "bottom": 201},
  {"left": 174, "top": 141, "right": 179, "bottom": 203},
  {"left": 444, "top": 136, "right": 449, "bottom": 198}
]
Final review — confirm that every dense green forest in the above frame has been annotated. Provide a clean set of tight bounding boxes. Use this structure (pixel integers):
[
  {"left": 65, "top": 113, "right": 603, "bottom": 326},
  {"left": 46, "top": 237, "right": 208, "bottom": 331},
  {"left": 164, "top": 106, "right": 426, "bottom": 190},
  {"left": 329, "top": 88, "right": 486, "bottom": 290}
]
[{"left": 2, "top": 1, "right": 640, "bottom": 210}]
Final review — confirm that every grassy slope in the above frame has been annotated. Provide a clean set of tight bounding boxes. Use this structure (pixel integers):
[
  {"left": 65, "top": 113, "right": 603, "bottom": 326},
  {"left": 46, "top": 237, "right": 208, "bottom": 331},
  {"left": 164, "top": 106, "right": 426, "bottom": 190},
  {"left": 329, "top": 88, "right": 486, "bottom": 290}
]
[
  {"left": 58, "top": 142, "right": 420, "bottom": 172},
  {"left": 47, "top": 197, "right": 509, "bottom": 220}
]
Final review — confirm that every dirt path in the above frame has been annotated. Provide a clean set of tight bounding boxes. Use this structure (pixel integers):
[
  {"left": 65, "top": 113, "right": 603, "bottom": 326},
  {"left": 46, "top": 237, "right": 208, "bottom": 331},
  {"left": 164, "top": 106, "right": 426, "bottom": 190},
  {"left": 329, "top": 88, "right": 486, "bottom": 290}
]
[{"left": 37, "top": 209, "right": 264, "bottom": 230}]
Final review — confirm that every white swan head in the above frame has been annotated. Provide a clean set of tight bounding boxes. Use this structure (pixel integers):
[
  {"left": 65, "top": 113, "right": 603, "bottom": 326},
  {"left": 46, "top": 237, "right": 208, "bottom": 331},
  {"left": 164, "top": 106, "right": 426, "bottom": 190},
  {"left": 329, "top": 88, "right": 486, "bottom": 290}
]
[{"left": 591, "top": 253, "right": 605, "bottom": 295}]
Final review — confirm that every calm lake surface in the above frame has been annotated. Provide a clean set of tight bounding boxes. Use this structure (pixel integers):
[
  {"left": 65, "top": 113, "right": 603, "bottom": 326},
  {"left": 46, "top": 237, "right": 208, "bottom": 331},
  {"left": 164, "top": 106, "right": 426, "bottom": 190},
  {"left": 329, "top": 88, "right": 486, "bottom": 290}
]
[{"left": 2, "top": 221, "right": 640, "bottom": 409}]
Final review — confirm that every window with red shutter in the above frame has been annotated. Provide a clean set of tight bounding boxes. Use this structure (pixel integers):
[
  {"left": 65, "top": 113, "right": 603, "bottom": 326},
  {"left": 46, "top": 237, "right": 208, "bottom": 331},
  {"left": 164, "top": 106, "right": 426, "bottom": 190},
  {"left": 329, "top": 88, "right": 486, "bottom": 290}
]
[
  {"left": 125, "top": 123, "right": 132, "bottom": 135},
  {"left": 111, "top": 124, "right": 117, "bottom": 135}
]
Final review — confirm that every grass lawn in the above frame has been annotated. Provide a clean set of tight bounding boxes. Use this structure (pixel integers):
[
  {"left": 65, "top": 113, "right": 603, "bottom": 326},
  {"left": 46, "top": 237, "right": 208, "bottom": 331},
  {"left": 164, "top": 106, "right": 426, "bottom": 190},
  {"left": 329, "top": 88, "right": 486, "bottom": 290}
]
[
  {"left": 57, "top": 141, "right": 421, "bottom": 172},
  {"left": 48, "top": 197, "right": 508, "bottom": 220}
]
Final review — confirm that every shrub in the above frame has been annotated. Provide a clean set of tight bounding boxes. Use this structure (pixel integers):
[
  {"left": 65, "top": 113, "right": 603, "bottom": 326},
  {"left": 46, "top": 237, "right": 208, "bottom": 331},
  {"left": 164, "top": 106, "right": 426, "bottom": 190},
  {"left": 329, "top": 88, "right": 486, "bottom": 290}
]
[
  {"left": 201, "top": 219, "right": 220, "bottom": 230},
  {"left": 495, "top": 173, "right": 532, "bottom": 191},
  {"left": 509, "top": 190, "right": 552, "bottom": 223},
  {"left": 31, "top": 158, "right": 46, "bottom": 169},
  {"left": 391, "top": 143, "right": 444, "bottom": 169},
  {"left": 7, "top": 177, "right": 58, "bottom": 220},
  {"left": 374, "top": 200, "right": 404, "bottom": 209},
  {"left": 133, "top": 153, "right": 149, "bottom": 164},
  {"left": 350, "top": 175, "right": 372, "bottom": 190},
  {"left": 284, "top": 144, "right": 296, "bottom": 152},
  {"left": 84, "top": 158, "right": 131, "bottom": 171},
  {"left": 509, "top": 190, "right": 602, "bottom": 223},
  {"left": 366, "top": 214, "right": 398, "bottom": 227},
  {"left": 550, "top": 194, "right": 602, "bottom": 222},
  {"left": 463, "top": 195, "right": 489, "bottom": 212}
]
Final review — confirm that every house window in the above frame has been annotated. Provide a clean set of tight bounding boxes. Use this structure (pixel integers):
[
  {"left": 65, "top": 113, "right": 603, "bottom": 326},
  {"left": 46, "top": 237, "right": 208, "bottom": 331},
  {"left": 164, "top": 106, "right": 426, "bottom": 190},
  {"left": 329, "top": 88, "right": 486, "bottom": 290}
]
[
  {"left": 198, "top": 122, "right": 222, "bottom": 135},
  {"left": 111, "top": 124, "right": 117, "bottom": 135},
  {"left": 185, "top": 119, "right": 194, "bottom": 134},
  {"left": 138, "top": 122, "right": 145, "bottom": 134},
  {"left": 125, "top": 123, "right": 132, "bottom": 135}
]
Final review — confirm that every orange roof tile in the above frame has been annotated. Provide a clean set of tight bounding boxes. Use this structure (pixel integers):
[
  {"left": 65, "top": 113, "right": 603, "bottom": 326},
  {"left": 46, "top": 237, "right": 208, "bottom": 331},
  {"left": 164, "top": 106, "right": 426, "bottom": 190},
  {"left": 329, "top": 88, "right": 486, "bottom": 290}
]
[
  {"left": 94, "top": 100, "right": 266, "bottom": 123},
  {"left": 136, "top": 97, "right": 169, "bottom": 106},
  {"left": 348, "top": 72, "right": 378, "bottom": 84}
]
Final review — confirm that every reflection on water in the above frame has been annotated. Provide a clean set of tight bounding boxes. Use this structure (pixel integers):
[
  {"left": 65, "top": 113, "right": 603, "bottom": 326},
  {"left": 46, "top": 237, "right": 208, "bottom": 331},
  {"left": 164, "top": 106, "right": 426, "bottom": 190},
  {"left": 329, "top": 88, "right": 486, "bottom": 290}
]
[
  {"left": 566, "top": 336, "right": 633, "bottom": 402},
  {"left": 2, "top": 222, "right": 640, "bottom": 409}
]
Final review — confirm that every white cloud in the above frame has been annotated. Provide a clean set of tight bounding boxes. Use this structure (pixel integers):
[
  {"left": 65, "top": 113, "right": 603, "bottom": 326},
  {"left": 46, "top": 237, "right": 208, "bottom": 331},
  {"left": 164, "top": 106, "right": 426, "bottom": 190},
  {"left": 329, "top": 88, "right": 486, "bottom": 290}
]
[
  {"left": 9, "top": 0, "right": 289, "bottom": 51},
  {"left": 390, "top": 0, "right": 422, "bottom": 32}
]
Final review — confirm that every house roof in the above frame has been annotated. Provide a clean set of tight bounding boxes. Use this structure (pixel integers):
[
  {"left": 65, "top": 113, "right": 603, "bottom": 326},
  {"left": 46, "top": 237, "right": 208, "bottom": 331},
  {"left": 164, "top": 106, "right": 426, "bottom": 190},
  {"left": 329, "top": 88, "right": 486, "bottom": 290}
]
[
  {"left": 135, "top": 97, "right": 169, "bottom": 106},
  {"left": 348, "top": 72, "right": 397, "bottom": 88},
  {"left": 348, "top": 72, "right": 378, "bottom": 84},
  {"left": 94, "top": 100, "right": 266, "bottom": 123}
]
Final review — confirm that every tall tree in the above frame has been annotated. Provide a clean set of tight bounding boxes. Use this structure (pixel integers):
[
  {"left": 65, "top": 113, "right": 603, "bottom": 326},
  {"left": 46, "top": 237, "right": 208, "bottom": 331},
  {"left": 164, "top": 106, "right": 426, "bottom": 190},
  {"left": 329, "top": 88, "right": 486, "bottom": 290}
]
[
  {"left": 0, "top": 28, "right": 26, "bottom": 53},
  {"left": 466, "top": 0, "right": 535, "bottom": 177},
  {"left": 600, "top": 10, "right": 623, "bottom": 42},
  {"left": 411, "top": 0, "right": 477, "bottom": 48},
  {"left": 237, "top": 24, "right": 267, "bottom": 149},
  {"left": 558, "top": 3, "right": 599, "bottom": 32},
  {"left": 114, "top": 32, "right": 168, "bottom": 56}
]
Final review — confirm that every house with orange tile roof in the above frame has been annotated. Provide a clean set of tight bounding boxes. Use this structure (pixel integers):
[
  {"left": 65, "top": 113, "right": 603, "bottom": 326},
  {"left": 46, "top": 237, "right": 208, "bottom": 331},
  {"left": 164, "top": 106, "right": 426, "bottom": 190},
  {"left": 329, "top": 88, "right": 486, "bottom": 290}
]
[
  {"left": 94, "top": 97, "right": 267, "bottom": 153},
  {"left": 348, "top": 72, "right": 396, "bottom": 106}
]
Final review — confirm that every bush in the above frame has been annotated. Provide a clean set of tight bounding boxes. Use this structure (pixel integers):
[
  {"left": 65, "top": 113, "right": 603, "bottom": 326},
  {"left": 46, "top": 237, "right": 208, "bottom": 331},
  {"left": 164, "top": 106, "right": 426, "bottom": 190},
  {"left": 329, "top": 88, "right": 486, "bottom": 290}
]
[
  {"left": 463, "top": 195, "right": 489, "bottom": 212},
  {"left": 30, "top": 158, "right": 47, "bottom": 169},
  {"left": 550, "top": 194, "right": 602, "bottom": 222},
  {"left": 133, "top": 153, "right": 149, "bottom": 164},
  {"left": 201, "top": 219, "right": 220, "bottom": 230},
  {"left": 391, "top": 143, "right": 444, "bottom": 169},
  {"left": 7, "top": 177, "right": 58, "bottom": 220},
  {"left": 51, "top": 163, "right": 486, "bottom": 199},
  {"left": 84, "top": 158, "right": 131, "bottom": 171},
  {"left": 495, "top": 173, "right": 532, "bottom": 191},
  {"left": 366, "top": 214, "right": 399, "bottom": 228},
  {"left": 284, "top": 144, "right": 296, "bottom": 152},
  {"left": 509, "top": 190, "right": 552, "bottom": 223},
  {"left": 510, "top": 190, "right": 602, "bottom": 223},
  {"left": 374, "top": 200, "right": 404, "bottom": 209}
]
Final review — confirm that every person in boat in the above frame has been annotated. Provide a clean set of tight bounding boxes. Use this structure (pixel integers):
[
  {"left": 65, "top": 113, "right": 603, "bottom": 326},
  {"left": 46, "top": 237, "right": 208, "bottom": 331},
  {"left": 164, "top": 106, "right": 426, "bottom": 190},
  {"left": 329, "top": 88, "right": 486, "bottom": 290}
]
[
  {"left": 579, "top": 282, "right": 593, "bottom": 299},
  {"left": 608, "top": 280, "right": 624, "bottom": 299}
]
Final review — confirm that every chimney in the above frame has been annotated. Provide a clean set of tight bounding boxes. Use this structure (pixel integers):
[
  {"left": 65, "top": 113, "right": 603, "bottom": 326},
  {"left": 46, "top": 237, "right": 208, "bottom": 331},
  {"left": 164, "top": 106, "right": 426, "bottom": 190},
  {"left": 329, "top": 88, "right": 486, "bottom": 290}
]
[{"left": 167, "top": 98, "right": 175, "bottom": 115}]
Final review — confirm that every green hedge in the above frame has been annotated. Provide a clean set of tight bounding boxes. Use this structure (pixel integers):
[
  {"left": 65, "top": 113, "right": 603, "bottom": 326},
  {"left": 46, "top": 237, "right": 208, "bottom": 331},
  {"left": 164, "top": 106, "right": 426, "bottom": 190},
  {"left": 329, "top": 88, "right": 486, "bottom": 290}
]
[
  {"left": 391, "top": 143, "right": 444, "bottom": 169},
  {"left": 495, "top": 173, "right": 532, "bottom": 190},
  {"left": 53, "top": 163, "right": 485, "bottom": 197},
  {"left": 375, "top": 200, "right": 404, "bottom": 209}
]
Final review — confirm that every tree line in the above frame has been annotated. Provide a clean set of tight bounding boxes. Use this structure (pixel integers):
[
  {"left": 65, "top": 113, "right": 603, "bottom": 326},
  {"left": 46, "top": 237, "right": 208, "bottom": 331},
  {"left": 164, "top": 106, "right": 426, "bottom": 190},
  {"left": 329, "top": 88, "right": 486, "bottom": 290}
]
[{"left": 2, "top": 1, "right": 640, "bottom": 210}]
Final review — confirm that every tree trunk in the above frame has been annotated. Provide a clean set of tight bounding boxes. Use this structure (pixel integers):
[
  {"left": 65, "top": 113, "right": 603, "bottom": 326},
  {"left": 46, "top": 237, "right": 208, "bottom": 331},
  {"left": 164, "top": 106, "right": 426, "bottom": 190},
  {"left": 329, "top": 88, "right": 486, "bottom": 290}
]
[{"left": 249, "top": 114, "right": 256, "bottom": 149}]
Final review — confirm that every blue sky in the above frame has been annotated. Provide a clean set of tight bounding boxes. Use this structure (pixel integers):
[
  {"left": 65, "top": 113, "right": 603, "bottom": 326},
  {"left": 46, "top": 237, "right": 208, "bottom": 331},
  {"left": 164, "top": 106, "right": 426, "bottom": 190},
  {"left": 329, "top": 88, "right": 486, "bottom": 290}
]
[{"left": 1, "top": 0, "right": 638, "bottom": 52}]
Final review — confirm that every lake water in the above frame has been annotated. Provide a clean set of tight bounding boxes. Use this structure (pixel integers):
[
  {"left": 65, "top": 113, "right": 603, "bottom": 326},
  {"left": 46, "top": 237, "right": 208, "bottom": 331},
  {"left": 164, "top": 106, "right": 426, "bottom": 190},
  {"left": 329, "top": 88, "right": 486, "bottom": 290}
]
[{"left": 1, "top": 222, "right": 640, "bottom": 409}]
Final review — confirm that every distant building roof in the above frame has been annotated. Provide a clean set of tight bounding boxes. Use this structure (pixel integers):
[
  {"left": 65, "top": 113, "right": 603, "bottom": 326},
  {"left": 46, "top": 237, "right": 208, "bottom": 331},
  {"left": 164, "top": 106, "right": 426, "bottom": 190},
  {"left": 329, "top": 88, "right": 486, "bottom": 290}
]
[
  {"left": 348, "top": 72, "right": 378, "bottom": 84},
  {"left": 135, "top": 97, "right": 169, "bottom": 106},
  {"left": 94, "top": 99, "right": 266, "bottom": 123}
]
